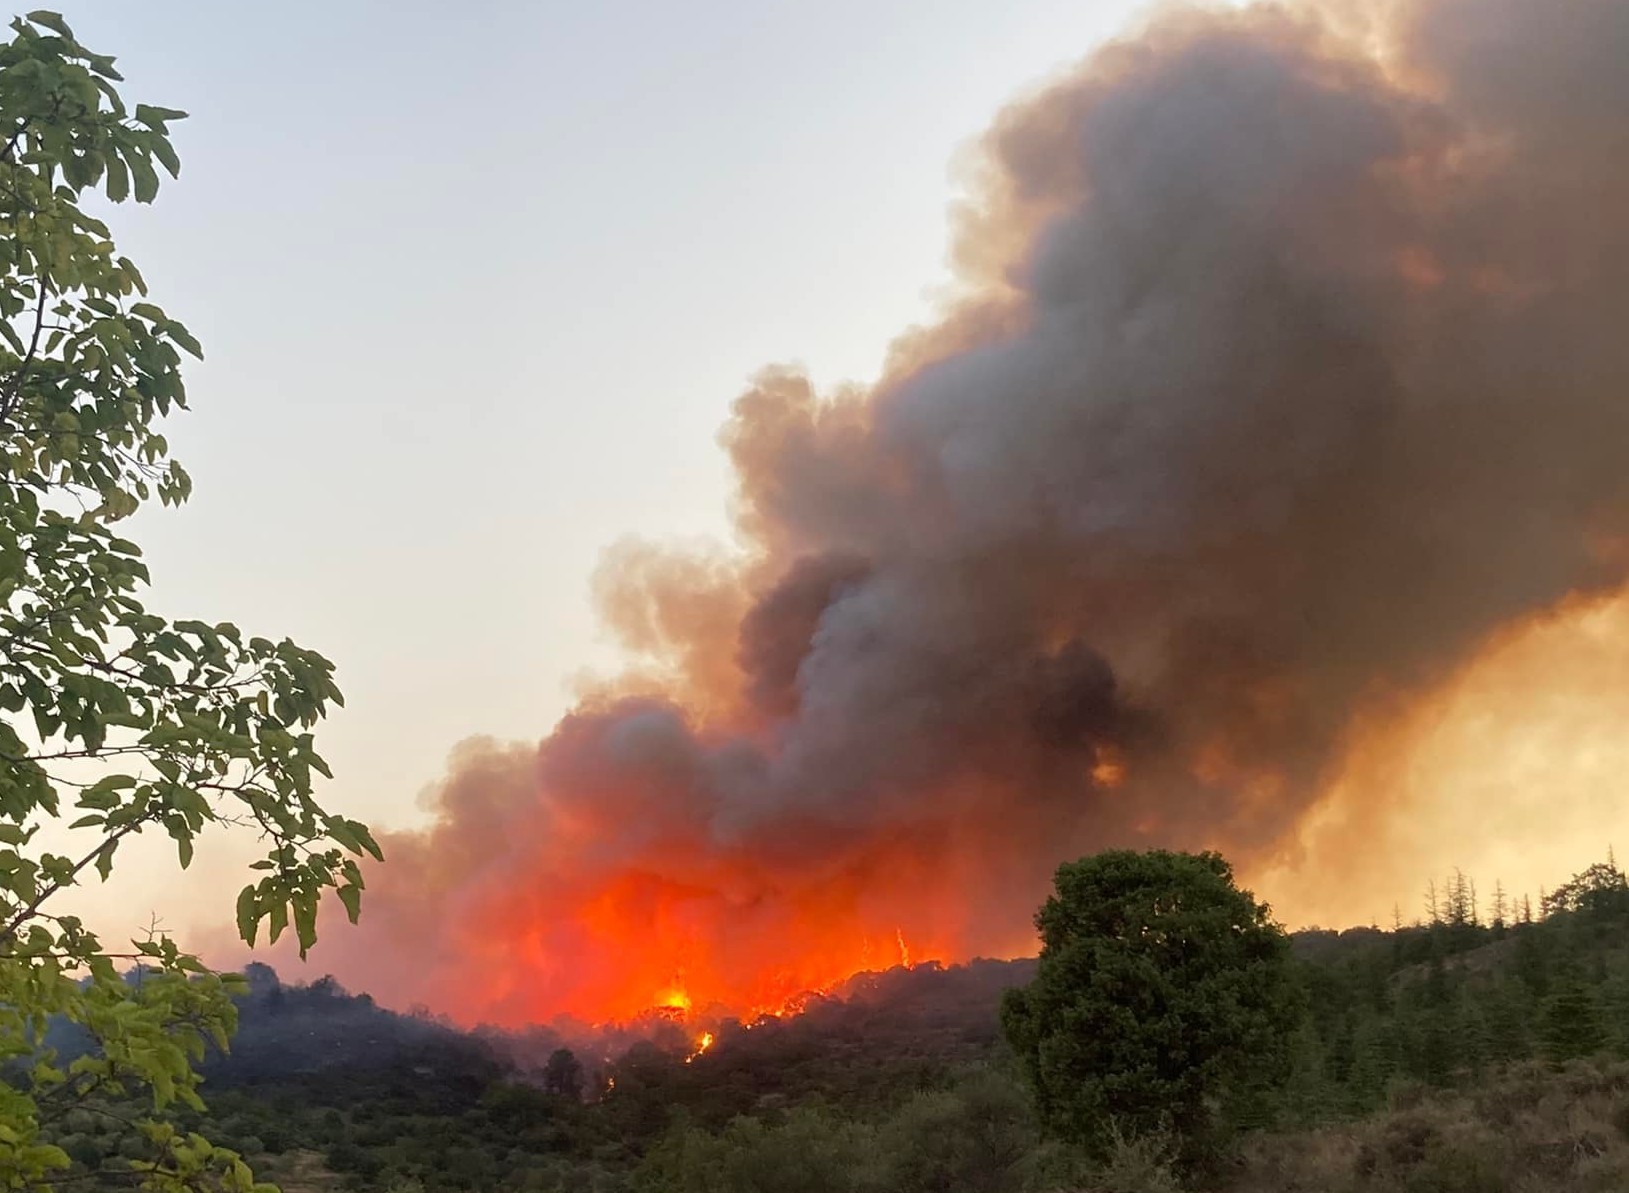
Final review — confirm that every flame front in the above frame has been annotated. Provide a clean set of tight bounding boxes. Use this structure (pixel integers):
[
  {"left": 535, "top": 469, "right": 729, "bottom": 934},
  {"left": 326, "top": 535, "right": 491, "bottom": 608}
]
[{"left": 405, "top": 839, "right": 959, "bottom": 1025}]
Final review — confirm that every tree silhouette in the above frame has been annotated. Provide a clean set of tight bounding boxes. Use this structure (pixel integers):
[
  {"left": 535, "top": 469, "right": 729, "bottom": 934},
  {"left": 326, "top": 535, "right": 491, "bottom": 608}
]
[{"left": 543, "top": 1048, "right": 585, "bottom": 1101}]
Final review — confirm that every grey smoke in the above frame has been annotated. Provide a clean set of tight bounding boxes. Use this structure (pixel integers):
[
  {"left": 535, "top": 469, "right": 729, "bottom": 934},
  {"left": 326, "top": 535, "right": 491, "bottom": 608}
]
[{"left": 299, "top": 0, "right": 1629, "bottom": 1024}]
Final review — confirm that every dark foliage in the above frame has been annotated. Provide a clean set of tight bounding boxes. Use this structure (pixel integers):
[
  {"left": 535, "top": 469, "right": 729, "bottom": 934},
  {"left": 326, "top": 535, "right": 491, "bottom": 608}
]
[
  {"left": 1001, "top": 851, "right": 1302, "bottom": 1164},
  {"left": 43, "top": 851, "right": 1629, "bottom": 1192}
]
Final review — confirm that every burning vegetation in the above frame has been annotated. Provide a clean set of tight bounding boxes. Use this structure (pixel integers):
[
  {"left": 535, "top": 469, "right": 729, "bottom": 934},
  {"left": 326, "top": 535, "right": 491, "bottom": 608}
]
[{"left": 295, "top": 0, "right": 1629, "bottom": 1027}]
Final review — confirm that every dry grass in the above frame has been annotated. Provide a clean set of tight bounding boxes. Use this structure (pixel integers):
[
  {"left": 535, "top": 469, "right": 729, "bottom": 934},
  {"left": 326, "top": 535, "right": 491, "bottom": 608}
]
[
  {"left": 1071, "top": 1128, "right": 1187, "bottom": 1193},
  {"left": 1229, "top": 1059, "right": 1629, "bottom": 1193},
  {"left": 251, "top": 1148, "right": 347, "bottom": 1193}
]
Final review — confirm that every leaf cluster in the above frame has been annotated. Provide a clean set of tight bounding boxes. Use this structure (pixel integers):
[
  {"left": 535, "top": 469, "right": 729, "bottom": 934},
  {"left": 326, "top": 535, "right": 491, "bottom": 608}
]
[{"left": 0, "top": 12, "right": 374, "bottom": 1191}]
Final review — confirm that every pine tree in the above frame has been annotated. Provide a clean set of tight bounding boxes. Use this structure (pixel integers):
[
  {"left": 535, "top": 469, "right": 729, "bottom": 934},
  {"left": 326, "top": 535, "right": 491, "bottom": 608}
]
[
  {"left": 1446, "top": 870, "right": 1470, "bottom": 928},
  {"left": 1542, "top": 978, "right": 1606, "bottom": 1062},
  {"left": 1346, "top": 1015, "right": 1399, "bottom": 1113},
  {"left": 1482, "top": 982, "right": 1534, "bottom": 1066},
  {"left": 1601, "top": 974, "right": 1629, "bottom": 1059}
]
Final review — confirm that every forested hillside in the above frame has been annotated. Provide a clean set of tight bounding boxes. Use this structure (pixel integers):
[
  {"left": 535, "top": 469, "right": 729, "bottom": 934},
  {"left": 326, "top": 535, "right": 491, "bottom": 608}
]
[{"left": 28, "top": 854, "right": 1629, "bottom": 1193}]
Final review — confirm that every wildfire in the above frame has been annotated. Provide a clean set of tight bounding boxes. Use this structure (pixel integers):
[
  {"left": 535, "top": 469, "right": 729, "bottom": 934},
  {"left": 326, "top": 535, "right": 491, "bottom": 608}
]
[
  {"left": 275, "top": 0, "right": 1629, "bottom": 1037},
  {"left": 656, "top": 983, "right": 692, "bottom": 1015},
  {"left": 685, "top": 1031, "right": 715, "bottom": 1063}
]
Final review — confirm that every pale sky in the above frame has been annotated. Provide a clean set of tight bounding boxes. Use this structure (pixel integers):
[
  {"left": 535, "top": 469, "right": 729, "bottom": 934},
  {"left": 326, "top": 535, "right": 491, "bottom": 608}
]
[
  {"left": 52, "top": 0, "right": 1177, "bottom": 942},
  {"left": 44, "top": 0, "right": 1629, "bottom": 955}
]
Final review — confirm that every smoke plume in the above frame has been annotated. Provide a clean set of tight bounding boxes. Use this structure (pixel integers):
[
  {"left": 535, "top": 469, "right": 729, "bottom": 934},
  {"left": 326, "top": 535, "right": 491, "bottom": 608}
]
[{"left": 306, "top": 0, "right": 1629, "bottom": 1024}]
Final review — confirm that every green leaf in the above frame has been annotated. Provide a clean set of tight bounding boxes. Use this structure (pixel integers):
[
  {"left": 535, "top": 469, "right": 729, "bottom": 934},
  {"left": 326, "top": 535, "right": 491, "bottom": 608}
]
[
  {"left": 104, "top": 154, "right": 130, "bottom": 202},
  {"left": 24, "top": 10, "right": 72, "bottom": 38},
  {"left": 166, "top": 320, "right": 203, "bottom": 360},
  {"left": 93, "top": 841, "right": 115, "bottom": 881},
  {"left": 128, "top": 152, "right": 160, "bottom": 203},
  {"left": 354, "top": 823, "right": 384, "bottom": 863},
  {"left": 235, "top": 885, "right": 257, "bottom": 947},
  {"left": 135, "top": 104, "right": 189, "bottom": 125},
  {"left": 337, "top": 883, "right": 361, "bottom": 924},
  {"left": 293, "top": 890, "right": 318, "bottom": 956},
  {"left": 266, "top": 897, "right": 287, "bottom": 945}
]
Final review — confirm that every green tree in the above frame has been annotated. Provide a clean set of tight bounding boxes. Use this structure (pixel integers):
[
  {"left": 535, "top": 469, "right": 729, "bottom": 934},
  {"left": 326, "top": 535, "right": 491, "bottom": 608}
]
[
  {"left": 1480, "top": 982, "right": 1534, "bottom": 1067},
  {"left": 1000, "top": 850, "right": 1302, "bottom": 1164},
  {"left": 1542, "top": 854, "right": 1629, "bottom": 920},
  {"left": 542, "top": 1047, "right": 584, "bottom": 1101},
  {"left": 1343, "top": 1013, "right": 1399, "bottom": 1112},
  {"left": 1541, "top": 977, "right": 1606, "bottom": 1063},
  {"left": 0, "top": 12, "right": 377, "bottom": 1191}
]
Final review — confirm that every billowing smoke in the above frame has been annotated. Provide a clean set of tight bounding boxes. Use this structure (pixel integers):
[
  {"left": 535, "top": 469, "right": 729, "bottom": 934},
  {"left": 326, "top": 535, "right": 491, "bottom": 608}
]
[{"left": 305, "top": 0, "right": 1629, "bottom": 1025}]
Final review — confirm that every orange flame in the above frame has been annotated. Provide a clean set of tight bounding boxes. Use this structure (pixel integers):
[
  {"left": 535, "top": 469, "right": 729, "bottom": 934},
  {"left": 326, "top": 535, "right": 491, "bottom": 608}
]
[
  {"left": 655, "top": 981, "right": 692, "bottom": 1015},
  {"left": 685, "top": 1030, "right": 715, "bottom": 1063}
]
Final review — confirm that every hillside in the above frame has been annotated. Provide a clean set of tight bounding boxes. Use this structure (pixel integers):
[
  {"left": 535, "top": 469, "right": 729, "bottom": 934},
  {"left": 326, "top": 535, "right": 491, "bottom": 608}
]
[{"left": 29, "top": 855, "right": 1629, "bottom": 1192}]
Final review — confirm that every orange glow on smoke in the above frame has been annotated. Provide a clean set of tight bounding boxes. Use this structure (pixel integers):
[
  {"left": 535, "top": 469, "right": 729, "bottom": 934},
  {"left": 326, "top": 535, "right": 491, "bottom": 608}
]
[
  {"left": 1090, "top": 746, "right": 1127, "bottom": 789},
  {"left": 423, "top": 832, "right": 959, "bottom": 1026},
  {"left": 262, "top": 0, "right": 1629, "bottom": 1035},
  {"left": 1260, "top": 590, "right": 1629, "bottom": 929},
  {"left": 336, "top": 590, "right": 1629, "bottom": 1030}
]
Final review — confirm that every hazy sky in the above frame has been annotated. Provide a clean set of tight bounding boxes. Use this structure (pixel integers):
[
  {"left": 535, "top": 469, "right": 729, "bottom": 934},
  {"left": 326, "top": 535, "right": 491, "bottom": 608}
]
[{"left": 53, "top": 0, "right": 1178, "bottom": 941}]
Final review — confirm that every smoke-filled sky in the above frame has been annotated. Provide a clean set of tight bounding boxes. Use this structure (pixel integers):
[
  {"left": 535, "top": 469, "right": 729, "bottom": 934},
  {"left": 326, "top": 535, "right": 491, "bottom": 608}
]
[
  {"left": 48, "top": 0, "right": 1167, "bottom": 942},
  {"left": 50, "top": 0, "right": 1629, "bottom": 1021}
]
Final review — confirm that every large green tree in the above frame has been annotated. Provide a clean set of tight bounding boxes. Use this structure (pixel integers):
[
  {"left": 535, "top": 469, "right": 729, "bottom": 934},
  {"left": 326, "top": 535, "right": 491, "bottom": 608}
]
[
  {"left": 1001, "top": 850, "right": 1301, "bottom": 1163},
  {"left": 0, "top": 12, "right": 377, "bottom": 1191}
]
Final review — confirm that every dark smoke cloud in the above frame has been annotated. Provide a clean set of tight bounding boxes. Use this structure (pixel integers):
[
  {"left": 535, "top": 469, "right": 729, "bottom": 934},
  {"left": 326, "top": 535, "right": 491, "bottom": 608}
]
[{"left": 292, "top": 0, "right": 1629, "bottom": 1023}]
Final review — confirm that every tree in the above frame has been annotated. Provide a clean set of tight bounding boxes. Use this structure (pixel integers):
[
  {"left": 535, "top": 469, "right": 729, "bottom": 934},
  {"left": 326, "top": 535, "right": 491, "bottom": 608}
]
[
  {"left": 1000, "top": 850, "right": 1302, "bottom": 1165},
  {"left": 1542, "top": 977, "right": 1606, "bottom": 1063},
  {"left": 1542, "top": 855, "right": 1629, "bottom": 920},
  {"left": 0, "top": 13, "right": 377, "bottom": 1191},
  {"left": 542, "top": 1047, "right": 584, "bottom": 1101}
]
